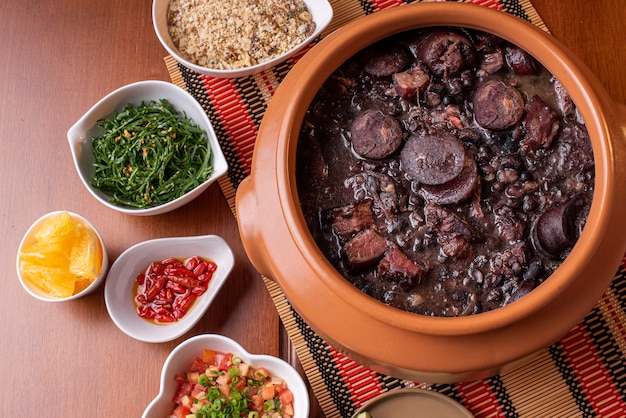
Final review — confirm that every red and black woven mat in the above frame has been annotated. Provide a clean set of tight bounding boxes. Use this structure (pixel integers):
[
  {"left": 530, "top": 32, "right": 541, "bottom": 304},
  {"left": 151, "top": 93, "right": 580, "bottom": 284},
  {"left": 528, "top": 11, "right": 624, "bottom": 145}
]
[{"left": 166, "top": 1, "right": 626, "bottom": 416}]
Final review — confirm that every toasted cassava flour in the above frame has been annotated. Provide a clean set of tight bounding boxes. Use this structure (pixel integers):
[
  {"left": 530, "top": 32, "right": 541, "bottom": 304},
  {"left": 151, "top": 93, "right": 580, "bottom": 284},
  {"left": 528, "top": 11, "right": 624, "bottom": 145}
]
[{"left": 168, "top": 0, "right": 316, "bottom": 70}]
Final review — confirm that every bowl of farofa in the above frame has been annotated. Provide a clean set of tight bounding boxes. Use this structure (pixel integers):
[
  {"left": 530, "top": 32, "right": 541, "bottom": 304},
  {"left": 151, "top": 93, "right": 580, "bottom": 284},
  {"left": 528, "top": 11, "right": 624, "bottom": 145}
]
[{"left": 152, "top": 0, "right": 333, "bottom": 78}]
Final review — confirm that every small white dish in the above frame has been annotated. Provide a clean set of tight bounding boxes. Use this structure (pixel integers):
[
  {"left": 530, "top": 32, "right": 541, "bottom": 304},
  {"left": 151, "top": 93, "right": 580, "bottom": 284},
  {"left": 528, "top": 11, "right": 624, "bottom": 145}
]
[
  {"left": 152, "top": 0, "right": 334, "bottom": 78},
  {"left": 142, "top": 334, "right": 310, "bottom": 418},
  {"left": 67, "top": 80, "right": 228, "bottom": 216},
  {"left": 104, "top": 235, "right": 234, "bottom": 343},
  {"left": 16, "top": 211, "right": 109, "bottom": 302},
  {"left": 352, "top": 388, "right": 473, "bottom": 418}
]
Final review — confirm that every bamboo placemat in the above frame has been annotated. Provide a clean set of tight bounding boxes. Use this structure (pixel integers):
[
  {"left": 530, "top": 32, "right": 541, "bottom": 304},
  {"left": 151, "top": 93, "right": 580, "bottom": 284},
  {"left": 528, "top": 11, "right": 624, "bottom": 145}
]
[{"left": 166, "top": 1, "right": 626, "bottom": 416}]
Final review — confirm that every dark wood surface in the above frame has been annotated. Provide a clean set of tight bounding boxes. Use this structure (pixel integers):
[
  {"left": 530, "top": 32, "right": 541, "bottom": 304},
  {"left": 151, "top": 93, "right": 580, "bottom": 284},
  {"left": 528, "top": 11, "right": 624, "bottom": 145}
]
[{"left": 0, "top": 0, "right": 624, "bottom": 416}]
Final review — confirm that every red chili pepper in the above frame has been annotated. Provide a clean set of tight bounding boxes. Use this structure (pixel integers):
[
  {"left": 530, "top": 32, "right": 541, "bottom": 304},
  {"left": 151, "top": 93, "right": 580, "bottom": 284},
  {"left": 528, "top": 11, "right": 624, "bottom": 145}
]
[
  {"left": 145, "top": 276, "right": 167, "bottom": 301},
  {"left": 197, "top": 272, "right": 214, "bottom": 283},
  {"left": 154, "top": 313, "right": 176, "bottom": 323},
  {"left": 161, "top": 258, "right": 185, "bottom": 268},
  {"left": 192, "top": 262, "right": 207, "bottom": 276},
  {"left": 167, "top": 274, "right": 202, "bottom": 288},
  {"left": 166, "top": 281, "right": 186, "bottom": 294},
  {"left": 148, "top": 261, "right": 166, "bottom": 276},
  {"left": 165, "top": 266, "right": 196, "bottom": 278},
  {"left": 173, "top": 291, "right": 196, "bottom": 319},
  {"left": 185, "top": 256, "right": 201, "bottom": 271},
  {"left": 206, "top": 261, "right": 217, "bottom": 273},
  {"left": 136, "top": 272, "right": 145, "bottom": 285},
  {"left": 137, "top": 306, "right": 156, "bottom": 319},
  {"left": 191, "top": 284, "right": 207, "bottom": 296},
  {"left": 164, "top": 288, "right": 174, "bottom": 303}
]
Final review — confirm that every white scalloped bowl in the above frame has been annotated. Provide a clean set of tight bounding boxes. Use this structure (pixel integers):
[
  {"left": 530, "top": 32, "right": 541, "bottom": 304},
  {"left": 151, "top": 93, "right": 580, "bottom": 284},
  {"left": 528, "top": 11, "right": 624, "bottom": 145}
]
[
  {"left": 142, "top": 334, "right": 310, "bottom": 418},
  {"left": 152, "top": 0, "right": 334, "bottom": 78},
  {"left": 104, "top": 235, "right": 234, "bottom": 343},
  {"left": 67, "top": 80, "right": 228, "bottom": 216}
]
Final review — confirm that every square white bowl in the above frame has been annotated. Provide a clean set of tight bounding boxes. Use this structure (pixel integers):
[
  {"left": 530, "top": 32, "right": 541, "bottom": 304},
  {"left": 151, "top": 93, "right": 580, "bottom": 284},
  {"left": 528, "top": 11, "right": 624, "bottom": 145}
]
[
  {"left": 142, "top": 334, "right": 310, "bottom": 418},
  {"left": 152, "top": 0, "right": 334, "bottom": 78},
  {"left": 67, "top": 80, "right": 228, "bottom": 216},
  {"left": 104, "top": 235, "right": 234, "bottom": 343}
]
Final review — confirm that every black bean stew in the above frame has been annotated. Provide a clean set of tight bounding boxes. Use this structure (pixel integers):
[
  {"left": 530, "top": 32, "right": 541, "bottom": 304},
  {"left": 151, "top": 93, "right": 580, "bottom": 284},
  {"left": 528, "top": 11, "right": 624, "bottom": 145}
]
[{"left": 295, "top": 27, "right": 594, "bottom": 317}]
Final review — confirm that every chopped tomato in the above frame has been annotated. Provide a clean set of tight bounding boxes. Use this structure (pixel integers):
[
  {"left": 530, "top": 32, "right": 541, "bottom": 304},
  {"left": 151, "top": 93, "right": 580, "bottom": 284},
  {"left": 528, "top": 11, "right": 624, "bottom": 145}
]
[
  {"left": 250, "top": 394, "right": 265, "bottom": 410},
  {"left": 202, "top": 349, "right": 216, "bottom": 364},
  {"left": 216, "top": 373, "right": 231, "bottom": 397},
  {"left": 253, "top": 367, "right": 270, "bottom": 381},
  {"left": 261, "top": 382, "right": 276, "bottom": 400},
  {"left": 190, "top": 384, "right": 206, "bottom": 399},
  {"left": 214, "top": 352, "right": 232, "bottom": 370},
  {"left": 172, "top": 382, "right": 193, "bottom": 404},
  {"left": 189, "top": 356, "right": 207, "bottom": 373},
  {"left": 282, "top": 403, "right": 295, "bottom": 416},
  {"left": 279, "top": 388, "right": 294, "bottom": 406},
  {"left": 233, "top": 378, "right": 247, "bottom": 391},
  {"left": 171, "top": 405, "right": 190, "bottom": 418},
  {"left": 186, "top": 371, "right": 199, "bottom": 385},
  {"left": 238, "top": 362, "right": 250, "bottom": 377},
  {"left": 178, "top": 395, "right": 193, "bottom": 410}
]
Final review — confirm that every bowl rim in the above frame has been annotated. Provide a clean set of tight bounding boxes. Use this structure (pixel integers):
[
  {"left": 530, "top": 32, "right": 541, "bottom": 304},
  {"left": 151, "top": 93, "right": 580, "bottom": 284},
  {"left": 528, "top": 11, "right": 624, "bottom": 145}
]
[
  {"left": 104, "top": 234, "right": 234, "bottom": 343},
  {"left": 16, "top": 210, "right": 109, "bottom": 302},
  {"left": 142, "top": 334, "right": 310, "bottom": 418},
  {"left": 274, "top": 3, "right": 613, "bottom": 335},
  {"left": 67, "top": 80, "right": 228, "bottom": 216},
  {"left": 151, "top": 0, "right": 334, "bottom": 78}
]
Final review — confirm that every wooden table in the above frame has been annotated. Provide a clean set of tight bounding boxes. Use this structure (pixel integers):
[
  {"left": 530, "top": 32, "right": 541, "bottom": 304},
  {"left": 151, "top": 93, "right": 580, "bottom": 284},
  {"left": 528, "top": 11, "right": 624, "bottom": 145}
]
[{"left": 0, "top": 1, "right": 624, "bottom": 416}]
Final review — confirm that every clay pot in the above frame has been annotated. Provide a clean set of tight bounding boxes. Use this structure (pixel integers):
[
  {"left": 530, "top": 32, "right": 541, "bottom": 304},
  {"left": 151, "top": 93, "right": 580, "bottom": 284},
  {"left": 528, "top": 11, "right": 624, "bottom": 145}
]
[{"left": 236, "top": 2, "right": 626, "bottom": 382}]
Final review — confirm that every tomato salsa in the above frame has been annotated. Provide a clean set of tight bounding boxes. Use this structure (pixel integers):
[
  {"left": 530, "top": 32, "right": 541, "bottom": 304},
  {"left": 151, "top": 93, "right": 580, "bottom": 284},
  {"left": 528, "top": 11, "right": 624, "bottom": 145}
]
[
  {"left": 169, "top": 349, "right": 295, "bottom": 418},
  {"left": 133, "top": 256, "right": 217, "bottom": 323}
]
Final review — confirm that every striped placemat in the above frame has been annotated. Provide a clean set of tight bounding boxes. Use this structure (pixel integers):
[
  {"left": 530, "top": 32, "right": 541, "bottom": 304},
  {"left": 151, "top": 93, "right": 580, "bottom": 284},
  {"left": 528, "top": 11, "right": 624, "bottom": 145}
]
[{"left": 166, "top": 0, "right": 626, "bottom": 416}]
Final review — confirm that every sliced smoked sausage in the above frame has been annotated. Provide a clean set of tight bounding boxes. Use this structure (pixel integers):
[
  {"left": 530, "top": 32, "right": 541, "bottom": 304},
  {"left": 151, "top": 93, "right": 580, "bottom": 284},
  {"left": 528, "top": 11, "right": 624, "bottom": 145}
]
[
  {"left": 362, "top": 44, "right": 412, "bottom": 77},
  {"left": 400, "top": 132, "right": 466, "bottom": 185},
  {"left": 417, "top": 29, "right": 476, "bottom": 77},
  {"left": 473, "top": 79, "right": 525, "bottom": 130},
  {"left": 420, "top": 157, "right": 478, "bottom": 205},
  {"left": 531, "top": 198, "right": 583, "bottom": 260},
  {"left": 350, "top": 109, "right": 403, "bottom": 159}
]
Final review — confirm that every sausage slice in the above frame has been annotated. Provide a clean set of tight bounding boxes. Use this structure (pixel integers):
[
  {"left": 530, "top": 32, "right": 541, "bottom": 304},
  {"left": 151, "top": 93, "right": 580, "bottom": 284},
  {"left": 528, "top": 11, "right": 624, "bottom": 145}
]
[
  {"left": 350, "top": 109, "right": 403, "bottom": 159},
  {"left": 400, "top": 133, "right": 466, "bottom": 185},
  {"left": 417, "top": 29, "right": 476, "bottom": 77},
  {"left": 362, "top": 44, "right": 412, "bottom": 77},
  {"left": 531, "top": 198, "right": 583, "bottom": 260},
  {"left": 473, "top": 79, "right": 525, "bottom": 130},
  {"left": 420, "top": 157, "right": 478, "bottom": 205}
]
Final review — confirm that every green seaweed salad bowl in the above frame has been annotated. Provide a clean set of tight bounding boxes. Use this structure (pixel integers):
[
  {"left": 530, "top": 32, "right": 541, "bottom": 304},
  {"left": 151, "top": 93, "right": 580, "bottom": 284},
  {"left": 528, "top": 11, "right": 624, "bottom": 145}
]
[{"left": 68, "top": 80, "right": 227, "bottom": 216}]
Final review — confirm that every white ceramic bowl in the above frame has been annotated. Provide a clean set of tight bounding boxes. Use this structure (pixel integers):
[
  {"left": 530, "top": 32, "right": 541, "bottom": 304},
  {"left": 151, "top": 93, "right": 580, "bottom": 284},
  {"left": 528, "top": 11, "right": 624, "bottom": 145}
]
[
  {"left": 16, "top": 211, "right": 109, "bottom": 302},
  {"left": 67, "top": 80, "right": 228, "bottom": 216},
  {"left": 104, "top": 235, "right": 234, "bottom": 343},
  {"left": 142, "top": 334, "right": 310, "bottom": 418},
  {"left": 152, "top": 0, "right": 334, "bottom": 78}
]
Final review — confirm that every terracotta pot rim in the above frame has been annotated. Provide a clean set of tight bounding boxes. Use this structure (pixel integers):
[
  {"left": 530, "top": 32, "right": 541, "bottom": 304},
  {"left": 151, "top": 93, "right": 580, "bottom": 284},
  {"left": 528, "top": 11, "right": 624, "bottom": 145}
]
[{"left": 277, "top": 2, "right": 612, "bottom": 335}]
